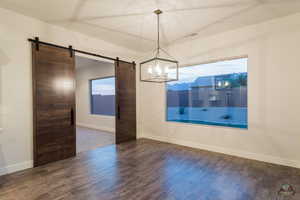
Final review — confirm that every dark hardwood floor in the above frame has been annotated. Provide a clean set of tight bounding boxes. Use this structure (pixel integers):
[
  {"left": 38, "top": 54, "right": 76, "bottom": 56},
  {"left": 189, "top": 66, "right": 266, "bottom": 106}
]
[{"left": 0, "top": 139, "right": 299, "bottom": 200}]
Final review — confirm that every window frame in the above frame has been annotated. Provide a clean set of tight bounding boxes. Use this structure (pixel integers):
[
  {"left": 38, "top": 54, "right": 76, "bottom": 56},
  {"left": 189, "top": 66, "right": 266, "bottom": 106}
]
[
  {"left": 89, "top": 76, "right": 116, "bottom": 116},
  {"left": 164, "top": 55, "right": 248, "bottom": 129}
]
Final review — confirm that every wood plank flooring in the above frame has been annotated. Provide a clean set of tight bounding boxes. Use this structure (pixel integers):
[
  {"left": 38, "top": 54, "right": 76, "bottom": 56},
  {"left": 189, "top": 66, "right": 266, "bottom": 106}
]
[
  {"left": 0, "top": 139, "right": 299, "bottom": 200},
  {"left": 76, "top": 126, "right": 115, "bottom": 153}
]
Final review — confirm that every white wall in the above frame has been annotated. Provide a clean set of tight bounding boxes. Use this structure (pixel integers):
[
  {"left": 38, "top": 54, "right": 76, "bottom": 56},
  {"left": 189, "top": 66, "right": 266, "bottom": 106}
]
[
  {"left": 0, "top": 7, "right": 138, "bottom": 175},
  {"left": 1, "top": 5, "right": 300, "bottom": 176},
  {"left": 76, "top": 57, "right": 115, "bottom": 132},
  {"left": 138, "top": 13, "right": 300, "bottom": 168}
]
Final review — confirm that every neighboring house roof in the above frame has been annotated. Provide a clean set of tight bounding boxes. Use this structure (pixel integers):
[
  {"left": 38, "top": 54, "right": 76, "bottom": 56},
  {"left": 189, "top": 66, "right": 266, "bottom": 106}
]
[
  {"left": 168, "top": 72, "right": 247, "bottom": 91},
  {"left": 167, "top": 82, "right": 191, "bottom": 91},
  {"left": 190, "top": 76, "right": 215, "bottom": 88}
]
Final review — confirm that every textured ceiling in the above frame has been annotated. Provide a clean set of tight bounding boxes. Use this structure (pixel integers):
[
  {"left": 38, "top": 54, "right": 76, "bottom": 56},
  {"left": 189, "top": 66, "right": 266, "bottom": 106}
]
[{"left": 1, "top": 0, "right": 300, "bottom": 52}]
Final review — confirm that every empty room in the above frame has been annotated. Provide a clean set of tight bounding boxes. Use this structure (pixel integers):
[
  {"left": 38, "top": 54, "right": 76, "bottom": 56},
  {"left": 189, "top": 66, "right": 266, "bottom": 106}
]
[
  {"left": 0, "top": 1, "right": 300, "bottom": 200},
  {"left": 75, "top": 56, "right": 116, "bottom": 153}
]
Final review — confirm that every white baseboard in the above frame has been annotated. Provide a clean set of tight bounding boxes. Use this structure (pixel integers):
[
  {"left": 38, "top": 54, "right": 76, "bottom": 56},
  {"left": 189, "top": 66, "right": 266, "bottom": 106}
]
[
  {"left": 142, "top": 134, "right": 300, "bottom": 169},
  {"left": 76, "top": 123, "right": 115, "bottom": 133},
  {"left": 0, "top": 160, "right": 33, "bottom": 176}
]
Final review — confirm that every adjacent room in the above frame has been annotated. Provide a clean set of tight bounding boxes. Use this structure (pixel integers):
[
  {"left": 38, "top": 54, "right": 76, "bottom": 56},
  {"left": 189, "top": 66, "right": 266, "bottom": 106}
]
[
  {"left": 0, "top": 0, "right": 300, "bottom": 200},
  {"left": 75, "top": 56, "right": 116, "bottom": 153}
]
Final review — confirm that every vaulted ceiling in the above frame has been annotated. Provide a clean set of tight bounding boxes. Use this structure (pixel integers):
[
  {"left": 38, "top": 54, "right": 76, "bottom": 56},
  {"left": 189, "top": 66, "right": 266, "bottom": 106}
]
[{"left": 1, "top": 0, "right": 300, "bottom": 52}]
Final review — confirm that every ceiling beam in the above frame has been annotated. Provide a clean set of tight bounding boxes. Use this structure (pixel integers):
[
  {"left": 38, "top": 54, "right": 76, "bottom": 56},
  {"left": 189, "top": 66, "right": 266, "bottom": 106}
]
[
  {"left": 47, "top": 2, "right": 255, "bottom": 23},
  {"left": 169, "top": 3, "right": 261, "bottom": 45},
  {"left": 77, "top": 21, "right": 157, "bottom": 44}
]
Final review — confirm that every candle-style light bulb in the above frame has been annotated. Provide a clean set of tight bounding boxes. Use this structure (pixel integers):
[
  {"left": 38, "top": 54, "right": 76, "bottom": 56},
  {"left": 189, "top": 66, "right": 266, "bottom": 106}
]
[
  {"left": 164, "top": 66, "right": 169, "bottom": 73},
  {"left": 155, "top": 64, "right": 162, "bottom": 75},
  {"left": 148, "top": 67, "right": 153, "bottom": 74}
]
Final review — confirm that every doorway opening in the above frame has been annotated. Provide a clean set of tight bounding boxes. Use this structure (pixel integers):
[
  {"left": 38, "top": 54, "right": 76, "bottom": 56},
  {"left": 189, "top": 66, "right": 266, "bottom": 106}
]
[{"left": 75, "top": 55, "right": 115, "bottom": 153}]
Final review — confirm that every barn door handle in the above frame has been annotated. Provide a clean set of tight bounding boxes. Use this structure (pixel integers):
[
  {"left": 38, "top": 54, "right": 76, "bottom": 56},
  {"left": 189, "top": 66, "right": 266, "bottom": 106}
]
[
  {"left": 70, "top": 108, "right": 74, "bottom": 125},
  {"left": 117, "top": 105, "right": 120, "bottom": 120}
]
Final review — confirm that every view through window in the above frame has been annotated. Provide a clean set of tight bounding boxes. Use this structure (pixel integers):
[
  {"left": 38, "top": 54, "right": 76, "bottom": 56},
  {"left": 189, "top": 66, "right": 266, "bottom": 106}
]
[
  {"left": 166, "top": 57, "right": 248, "bottom": 128},
  {"left": 90, "top": 77, "right": 115, "bottom": 116}
]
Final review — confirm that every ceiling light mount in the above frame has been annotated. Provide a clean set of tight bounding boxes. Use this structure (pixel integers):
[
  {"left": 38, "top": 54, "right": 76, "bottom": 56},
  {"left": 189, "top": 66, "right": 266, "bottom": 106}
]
[
  {"left": 140, "top": 9, "right": 179, "bottom": 83},
  {"left": 154, "top": 9, "right": 163, "bottom": 15}
]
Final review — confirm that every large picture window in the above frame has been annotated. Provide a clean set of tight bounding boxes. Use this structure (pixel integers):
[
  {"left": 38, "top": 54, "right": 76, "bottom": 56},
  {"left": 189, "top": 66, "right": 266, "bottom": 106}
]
[
  {"left": 90, "top": 77, "right": 115, "bottom": 116},
  {"left": 166, "top": 57, "right": 248, "bottom": 129}
]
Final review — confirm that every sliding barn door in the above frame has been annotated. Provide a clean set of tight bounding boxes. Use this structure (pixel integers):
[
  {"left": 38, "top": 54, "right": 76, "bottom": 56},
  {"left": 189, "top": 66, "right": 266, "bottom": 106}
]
[
  {"left": 115, "top": 60, "right": 136, "bottom": 144},
  {"left": 32, "top": 43, "right": 76, "bottom": 167}
]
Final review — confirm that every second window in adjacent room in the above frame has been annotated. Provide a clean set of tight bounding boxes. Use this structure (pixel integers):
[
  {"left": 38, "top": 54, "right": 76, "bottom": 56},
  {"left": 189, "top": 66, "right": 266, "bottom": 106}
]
[{"left": 90, "top": 77, "right": 116, "bottom": 116}]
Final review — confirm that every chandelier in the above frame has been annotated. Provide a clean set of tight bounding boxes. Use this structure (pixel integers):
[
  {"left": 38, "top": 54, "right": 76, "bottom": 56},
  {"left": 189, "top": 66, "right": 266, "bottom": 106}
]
[{"left": 140, "top": 9, "right": 179, "bottom": 83}]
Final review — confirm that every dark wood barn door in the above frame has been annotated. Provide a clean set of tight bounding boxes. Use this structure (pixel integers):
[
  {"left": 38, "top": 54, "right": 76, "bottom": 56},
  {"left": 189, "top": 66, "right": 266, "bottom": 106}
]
[
  {"left": 115, "top": 60, "right": 136, "bottom": 144},
  {"left": 32, "top": 43, "right": 76, "bottom": 167}
]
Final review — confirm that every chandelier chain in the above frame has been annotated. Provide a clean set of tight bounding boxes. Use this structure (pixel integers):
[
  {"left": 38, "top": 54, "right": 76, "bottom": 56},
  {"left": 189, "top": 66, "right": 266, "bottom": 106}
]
[{"left": 157, "top": 12, "right": 160, "bottom": 56}]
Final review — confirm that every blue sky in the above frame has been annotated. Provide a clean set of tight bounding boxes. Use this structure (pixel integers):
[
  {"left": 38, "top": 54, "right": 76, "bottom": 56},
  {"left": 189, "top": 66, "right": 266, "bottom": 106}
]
[
  {"left": 168, "top": 58, "right": 248, "bottom": 85},
  {"left": 91, "top": 77, "right": 115, "bottom": 95}
]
